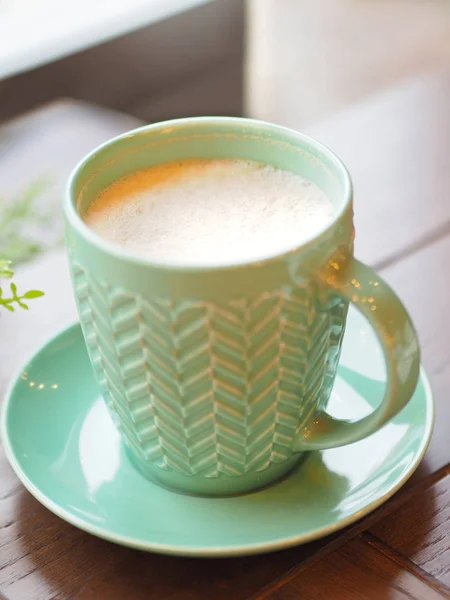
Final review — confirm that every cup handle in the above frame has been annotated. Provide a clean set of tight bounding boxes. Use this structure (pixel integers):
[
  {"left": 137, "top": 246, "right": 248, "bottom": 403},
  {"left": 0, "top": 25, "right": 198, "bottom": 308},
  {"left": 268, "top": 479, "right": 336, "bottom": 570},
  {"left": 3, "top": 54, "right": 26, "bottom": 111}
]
[{"left": 293, "top": 258, "right": 420, "bottom": 451}]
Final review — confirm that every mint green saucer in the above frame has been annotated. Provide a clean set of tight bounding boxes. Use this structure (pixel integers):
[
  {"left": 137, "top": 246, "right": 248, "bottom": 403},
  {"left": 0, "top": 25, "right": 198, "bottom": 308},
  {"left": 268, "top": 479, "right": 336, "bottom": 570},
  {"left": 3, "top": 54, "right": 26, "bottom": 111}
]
[{"left": 1, "top": 308, "right": 433, "bottom": 557}]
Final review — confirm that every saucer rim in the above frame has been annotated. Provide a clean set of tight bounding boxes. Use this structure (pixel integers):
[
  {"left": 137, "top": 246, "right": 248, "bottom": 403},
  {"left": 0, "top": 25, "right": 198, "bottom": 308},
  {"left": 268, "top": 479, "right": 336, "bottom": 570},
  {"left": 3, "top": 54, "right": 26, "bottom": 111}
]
[{"left": 0, "top": 321, "right": 435, "bottom": 557}]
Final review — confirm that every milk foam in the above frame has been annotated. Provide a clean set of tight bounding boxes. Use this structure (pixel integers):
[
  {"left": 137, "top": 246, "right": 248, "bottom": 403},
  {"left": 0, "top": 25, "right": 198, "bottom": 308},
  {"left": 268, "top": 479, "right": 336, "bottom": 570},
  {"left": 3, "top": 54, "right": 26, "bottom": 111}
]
[{"left": 84, "top": 159, "right": 335, "bottom": 265}]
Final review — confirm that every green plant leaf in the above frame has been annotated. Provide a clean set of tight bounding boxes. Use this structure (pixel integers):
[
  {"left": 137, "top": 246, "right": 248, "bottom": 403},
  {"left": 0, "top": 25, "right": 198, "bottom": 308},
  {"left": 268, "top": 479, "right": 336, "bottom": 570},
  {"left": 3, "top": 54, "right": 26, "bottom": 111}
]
[
  {"left": 0, "top": 259, "right": 44, "bottom": 312},
  {"left": 0, "top": 176, "right": 56, "bottom": 264},
  {"left": 0, "top": 258, "right": 13, "bottom": 278},
  {"left": 23, "top": 290, "right": 45, "bottom": 299}
]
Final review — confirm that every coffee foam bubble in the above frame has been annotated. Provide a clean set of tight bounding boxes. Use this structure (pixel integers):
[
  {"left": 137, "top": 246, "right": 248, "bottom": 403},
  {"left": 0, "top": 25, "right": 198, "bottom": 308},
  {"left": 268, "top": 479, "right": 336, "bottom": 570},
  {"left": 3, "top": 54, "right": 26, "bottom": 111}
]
[{"left": 84, "top": 158, "right": 335, "bottom": 265}]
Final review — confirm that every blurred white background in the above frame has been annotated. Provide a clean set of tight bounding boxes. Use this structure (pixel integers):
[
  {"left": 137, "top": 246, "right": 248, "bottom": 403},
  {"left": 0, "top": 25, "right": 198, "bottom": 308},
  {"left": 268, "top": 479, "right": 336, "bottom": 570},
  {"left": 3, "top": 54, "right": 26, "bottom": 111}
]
[
  {"left": 246, "top": 0, "right": 450, "bottom": 128},
  {"left": 0, "top": 0, "right": 209, "bottom": 78}
]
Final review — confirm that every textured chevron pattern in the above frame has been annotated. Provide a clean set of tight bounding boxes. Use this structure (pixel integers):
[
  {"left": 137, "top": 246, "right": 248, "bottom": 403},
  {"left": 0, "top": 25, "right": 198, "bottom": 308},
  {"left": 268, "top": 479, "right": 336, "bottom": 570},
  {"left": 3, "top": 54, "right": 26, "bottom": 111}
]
[{"left": 70, "top": 262, "right": 347, "bottom": 477}]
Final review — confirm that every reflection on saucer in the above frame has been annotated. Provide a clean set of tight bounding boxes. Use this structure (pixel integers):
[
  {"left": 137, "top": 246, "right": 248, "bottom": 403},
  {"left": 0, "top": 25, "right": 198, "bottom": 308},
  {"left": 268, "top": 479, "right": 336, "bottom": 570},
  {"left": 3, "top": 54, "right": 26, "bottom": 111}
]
[
  {"left": 1, "top": 317, "right": 433, "bottom": 556},
  {"left": 79, "top": 397, "right": 121, "bottom": 496}
]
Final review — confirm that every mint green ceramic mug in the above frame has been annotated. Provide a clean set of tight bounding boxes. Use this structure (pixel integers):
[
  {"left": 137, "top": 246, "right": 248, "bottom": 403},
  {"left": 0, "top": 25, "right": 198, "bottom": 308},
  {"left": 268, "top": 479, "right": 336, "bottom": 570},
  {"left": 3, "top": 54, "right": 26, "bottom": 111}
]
[{"left": 65, "top": 117, "right": 420, "bottom": 496}]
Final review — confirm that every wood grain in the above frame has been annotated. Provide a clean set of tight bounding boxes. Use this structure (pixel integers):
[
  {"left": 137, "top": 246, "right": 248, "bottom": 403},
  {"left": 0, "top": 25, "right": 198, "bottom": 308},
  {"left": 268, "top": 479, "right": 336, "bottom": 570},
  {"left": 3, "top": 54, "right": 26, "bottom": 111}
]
[
  {"left": 251, "top": 226, "right": 450, "bottom": 596},
  {"left": 0, "top": 435, "right": 319, "bottom": 600},
  {"left": 379, "top": 234, "right": 450, "bottom": 481},
  {"left": 2, "top": 70, "right": 450, "bottom": 599},
  {"left": 0, "top": 100, "right": 140, "bottom": 394},
  {"left": 263, "top": 537, "right": 449, "bottom": 600},
  {"left": 306, "top": 68, "right": 450, "bottom": 269},
  {"left": 0, "top": 100, "right": 319, "bottom": 600},
  {"left": 370, "top": 475, "right": 450, "bottom": 588},
  {"left": 0, "top": 100, "right": 140, "bottom": 201}
]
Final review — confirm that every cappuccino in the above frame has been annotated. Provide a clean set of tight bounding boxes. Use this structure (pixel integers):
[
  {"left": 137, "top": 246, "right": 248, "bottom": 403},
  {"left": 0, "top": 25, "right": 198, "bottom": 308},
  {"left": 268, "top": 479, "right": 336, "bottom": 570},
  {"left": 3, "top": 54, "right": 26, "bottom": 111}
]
[{"left": 84, "top": 159, "right": 334, "bottom": 265}]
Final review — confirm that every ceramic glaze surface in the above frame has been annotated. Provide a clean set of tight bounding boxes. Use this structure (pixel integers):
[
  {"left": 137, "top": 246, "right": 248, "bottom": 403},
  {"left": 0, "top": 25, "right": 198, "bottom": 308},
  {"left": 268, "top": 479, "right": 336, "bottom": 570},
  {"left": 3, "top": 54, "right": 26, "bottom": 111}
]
[
  {"left": 64, "top": 117, "right": 421, "bottom": 495},
  {"left": 70, "top": 261, "right": 347, "bottom": 479},
  {"left": 0, "top": 310, "right": 434, "bottom": 556}
]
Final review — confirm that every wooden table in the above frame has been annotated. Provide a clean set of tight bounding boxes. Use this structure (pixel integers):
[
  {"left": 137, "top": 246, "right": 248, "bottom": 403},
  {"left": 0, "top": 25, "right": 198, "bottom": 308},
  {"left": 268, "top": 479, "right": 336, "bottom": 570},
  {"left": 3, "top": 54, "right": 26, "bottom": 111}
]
[{"left": 1, "top": 69, "right": 450, "bottom": 599}]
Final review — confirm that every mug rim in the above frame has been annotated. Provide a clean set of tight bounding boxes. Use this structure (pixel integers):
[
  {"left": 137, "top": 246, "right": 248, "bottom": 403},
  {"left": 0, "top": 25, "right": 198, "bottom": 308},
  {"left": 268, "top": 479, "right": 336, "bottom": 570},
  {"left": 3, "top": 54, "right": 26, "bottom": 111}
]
[{"left": 65, "top": 116, "right": 353, "bottom": 272}]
